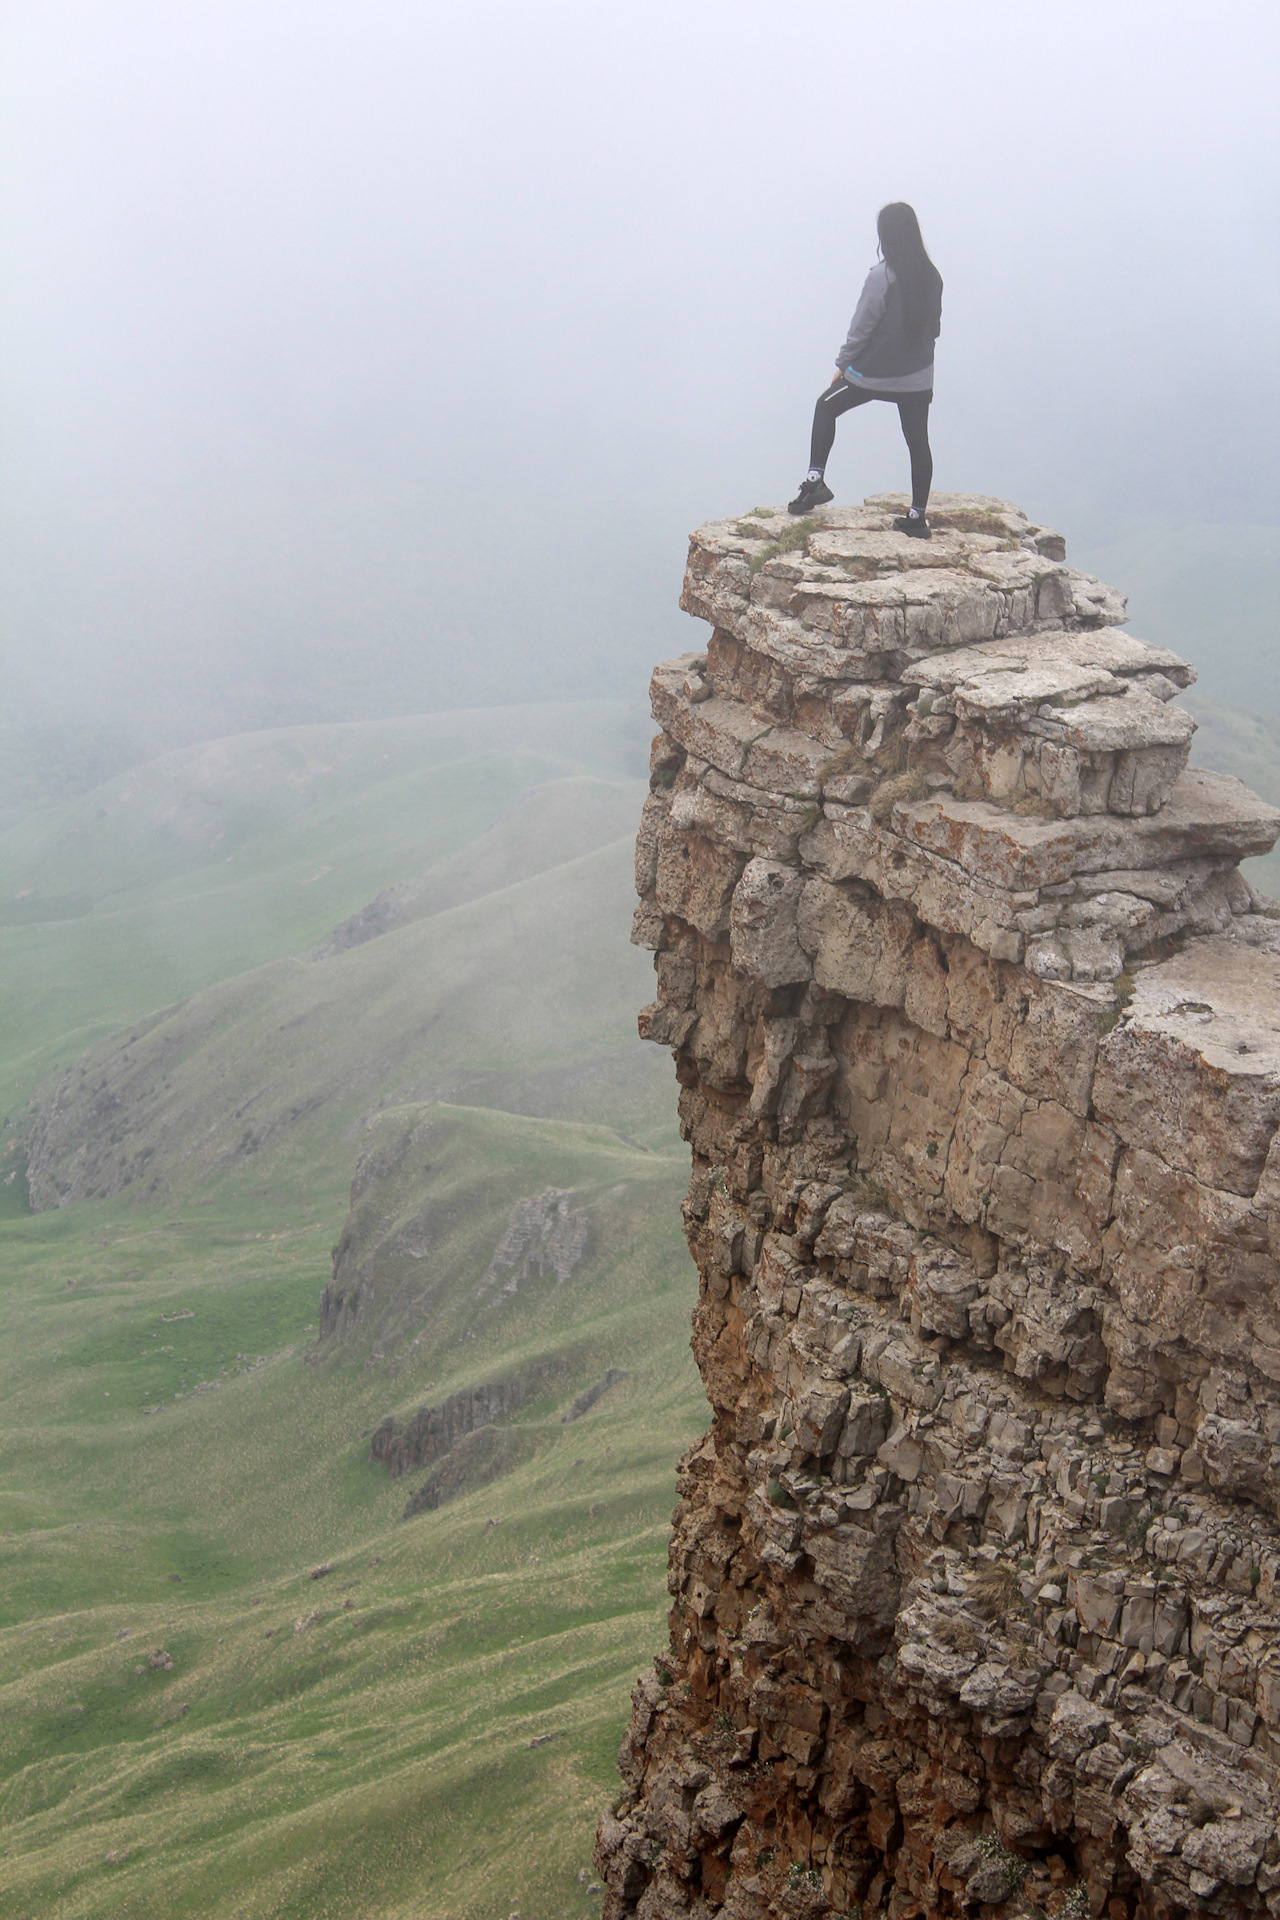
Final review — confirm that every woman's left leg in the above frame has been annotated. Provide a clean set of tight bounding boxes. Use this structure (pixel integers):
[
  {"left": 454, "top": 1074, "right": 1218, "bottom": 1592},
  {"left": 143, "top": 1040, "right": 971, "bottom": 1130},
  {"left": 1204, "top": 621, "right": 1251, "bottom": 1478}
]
[
  {"left": 896, "top": 396, "right": 933, "bottom": 512},
  {"left": 809, "top": 379, "right": 873, "bottom": 474}
]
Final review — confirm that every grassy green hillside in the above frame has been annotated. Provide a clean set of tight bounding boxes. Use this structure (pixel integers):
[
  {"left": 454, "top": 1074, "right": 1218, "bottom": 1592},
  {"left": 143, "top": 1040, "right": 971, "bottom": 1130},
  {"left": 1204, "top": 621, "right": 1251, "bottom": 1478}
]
[
  {"left": 0, "top": 1111, "right": 702, "bottom": 1920},
  {"left": 0, "top": 707, "right": 705, "bottom": 1919},
  {"left": 0, "top": 701, "right": 647, "bottom": 1122},
  {"left": 23, "top": 827, "right": 670, "bottom": 1213}
]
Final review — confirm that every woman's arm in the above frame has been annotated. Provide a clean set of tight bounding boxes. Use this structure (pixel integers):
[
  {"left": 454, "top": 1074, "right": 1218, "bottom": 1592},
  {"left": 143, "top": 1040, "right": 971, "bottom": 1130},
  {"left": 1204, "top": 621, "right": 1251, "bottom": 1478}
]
[{"left": 836, "top": 263, "right": 891, "bottom": 371}]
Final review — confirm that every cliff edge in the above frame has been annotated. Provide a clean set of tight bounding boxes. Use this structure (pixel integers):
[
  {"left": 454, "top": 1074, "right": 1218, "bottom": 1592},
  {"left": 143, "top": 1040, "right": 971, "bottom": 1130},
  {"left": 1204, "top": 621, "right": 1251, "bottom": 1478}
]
[{"left": 596, "top": 495, "right": 1280, "bottom": 1919}]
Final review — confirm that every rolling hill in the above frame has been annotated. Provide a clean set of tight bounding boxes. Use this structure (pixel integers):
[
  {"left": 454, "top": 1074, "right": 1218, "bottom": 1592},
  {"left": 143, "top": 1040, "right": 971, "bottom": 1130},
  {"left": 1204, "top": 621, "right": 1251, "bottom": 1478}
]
[
  {"left": 0, "top": 704, "right": 707, "bottom": 1920},
  {"left": 22, "top": 819, "right": 670, "bottom": 1213},
  {"left": 0, "top": 700, "right": 648, "bottom": 1123}
]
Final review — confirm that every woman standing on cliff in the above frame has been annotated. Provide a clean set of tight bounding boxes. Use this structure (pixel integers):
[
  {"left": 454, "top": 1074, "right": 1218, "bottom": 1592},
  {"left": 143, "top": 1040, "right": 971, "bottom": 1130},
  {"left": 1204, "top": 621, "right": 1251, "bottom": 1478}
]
[{"left": 788, "top": 202, "right": 943, "bottom": 536}]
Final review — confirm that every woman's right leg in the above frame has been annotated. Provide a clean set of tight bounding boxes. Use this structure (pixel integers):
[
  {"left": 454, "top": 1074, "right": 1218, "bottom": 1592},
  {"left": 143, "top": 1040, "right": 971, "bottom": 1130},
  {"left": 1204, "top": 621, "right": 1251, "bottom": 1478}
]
[
  {"left": 809, "top": 380, "right": 872, "bottom": 472},
  {"left": 896, "top": 395, "right": 933, "bottom": 511}
]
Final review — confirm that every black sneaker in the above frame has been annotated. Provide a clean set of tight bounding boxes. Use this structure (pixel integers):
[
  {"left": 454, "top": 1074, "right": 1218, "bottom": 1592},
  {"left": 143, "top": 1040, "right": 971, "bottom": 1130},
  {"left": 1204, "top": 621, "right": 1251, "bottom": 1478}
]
[
  {"left": 893, "top": 512, "right": 931, "bottom": 539},
  {"left": 787, "top": 478, "right": 834, "bottom": 515}
]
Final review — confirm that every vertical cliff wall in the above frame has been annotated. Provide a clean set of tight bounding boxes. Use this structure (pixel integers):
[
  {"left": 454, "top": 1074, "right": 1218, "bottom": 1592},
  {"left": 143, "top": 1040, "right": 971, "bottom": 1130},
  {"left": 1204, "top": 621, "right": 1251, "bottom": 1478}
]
[{"left": 597, "top": 495, "right": 1280, "bottom": 1919}]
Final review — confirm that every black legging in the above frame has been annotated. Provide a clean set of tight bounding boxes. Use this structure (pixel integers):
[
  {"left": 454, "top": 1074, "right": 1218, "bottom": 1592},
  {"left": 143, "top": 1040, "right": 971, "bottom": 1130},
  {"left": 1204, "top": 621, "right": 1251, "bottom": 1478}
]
[{"left": 809, "top": 381, "right": 933, "bottom": 511}]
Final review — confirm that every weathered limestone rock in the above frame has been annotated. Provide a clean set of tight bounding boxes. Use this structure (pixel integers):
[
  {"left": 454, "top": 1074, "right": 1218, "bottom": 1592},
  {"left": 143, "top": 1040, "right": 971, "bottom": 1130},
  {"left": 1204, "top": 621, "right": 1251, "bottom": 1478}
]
[
  {"left": 598, "top": 496, "right": 1280, "bottom": 1920},
  {"left": 901, "top": 629, "right": 1197, "bottom": 820}
]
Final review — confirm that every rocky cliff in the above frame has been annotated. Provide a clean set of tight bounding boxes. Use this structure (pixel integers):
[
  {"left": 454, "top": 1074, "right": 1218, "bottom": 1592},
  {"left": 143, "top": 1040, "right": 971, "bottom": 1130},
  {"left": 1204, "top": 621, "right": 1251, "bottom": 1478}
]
[{"left": 596, "top": 495, "right": 1280, "bottom": 1919}]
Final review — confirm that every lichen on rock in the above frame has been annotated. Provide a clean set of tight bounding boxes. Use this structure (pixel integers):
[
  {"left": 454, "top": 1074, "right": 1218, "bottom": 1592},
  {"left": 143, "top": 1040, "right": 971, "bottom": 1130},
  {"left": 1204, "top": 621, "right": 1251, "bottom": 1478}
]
[{"left": 597, "top": 495, "right": 1280, "bottom": 1920}]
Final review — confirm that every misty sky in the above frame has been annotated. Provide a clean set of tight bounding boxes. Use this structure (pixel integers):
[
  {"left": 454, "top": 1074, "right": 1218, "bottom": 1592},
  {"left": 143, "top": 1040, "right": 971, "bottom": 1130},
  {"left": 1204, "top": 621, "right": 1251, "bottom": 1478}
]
[{"left": 2, "top": 0, "right": 1277, "bottom": 742}]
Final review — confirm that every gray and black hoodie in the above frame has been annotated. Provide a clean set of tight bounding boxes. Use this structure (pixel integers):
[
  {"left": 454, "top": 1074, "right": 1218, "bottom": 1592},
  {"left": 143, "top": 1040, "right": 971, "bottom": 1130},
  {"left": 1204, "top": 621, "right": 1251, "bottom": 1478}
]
[{"left": 837, "top": 260, "right": 941, "bottom": 395}]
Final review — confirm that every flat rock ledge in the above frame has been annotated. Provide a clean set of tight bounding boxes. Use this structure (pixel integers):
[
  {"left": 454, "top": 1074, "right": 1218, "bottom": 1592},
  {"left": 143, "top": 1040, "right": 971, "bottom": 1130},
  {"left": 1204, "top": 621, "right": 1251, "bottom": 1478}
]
[{"left": 596, "top": 496, "right": 1280, "bottom": 1920}]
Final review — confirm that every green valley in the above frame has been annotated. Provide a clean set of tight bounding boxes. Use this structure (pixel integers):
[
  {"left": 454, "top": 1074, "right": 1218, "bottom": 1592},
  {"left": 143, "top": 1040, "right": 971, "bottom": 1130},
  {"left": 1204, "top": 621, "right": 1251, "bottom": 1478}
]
[
  {"left": 5, "top": 674, "right": 1277, "bottom": 1920},
  {"left": 0, "top": 706, "right": 704, "bottom": 1919}
]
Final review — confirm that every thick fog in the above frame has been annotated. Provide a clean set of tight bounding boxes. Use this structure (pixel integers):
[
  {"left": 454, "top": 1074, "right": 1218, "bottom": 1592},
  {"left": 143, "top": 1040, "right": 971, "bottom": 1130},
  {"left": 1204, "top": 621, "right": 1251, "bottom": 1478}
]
[{"left": 2, "top": 0, "right": 1277, "bottom": 750}]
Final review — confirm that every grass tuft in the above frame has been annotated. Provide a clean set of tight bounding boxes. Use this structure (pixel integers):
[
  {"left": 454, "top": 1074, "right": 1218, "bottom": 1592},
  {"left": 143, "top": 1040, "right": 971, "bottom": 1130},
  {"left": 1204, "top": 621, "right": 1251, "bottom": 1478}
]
[
  {"left": 868, "top": 768, "right": 929, "bottom": 823},
  {"left": 748, "top": 520, "right": 816, "bottom": 576},
  {"left": 964, "top": 1562, "right": 1022, "bottom": 1621}
]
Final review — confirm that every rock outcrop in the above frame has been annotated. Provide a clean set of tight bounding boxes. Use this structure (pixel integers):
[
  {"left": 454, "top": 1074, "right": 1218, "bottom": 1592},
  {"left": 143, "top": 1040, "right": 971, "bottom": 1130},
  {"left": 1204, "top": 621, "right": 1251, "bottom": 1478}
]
[
  {"left": 479, "top": 1187, "right": 591, "bottom": 1296},
  {"left": 597, "top": 495, "right": 1280, "bottom": 1919},
  {"left": 400, "top": 1422, "right": 544, "bottom": 1516},
  {"left": 563, "top": 1368, "right": 629, "bottom": 1423},
  {"left": 368, "top": 1353, "right": 569, "bottom": 1478},
  {"left": 318, "top": 1118, "right": 594, "bottom": 1367}
]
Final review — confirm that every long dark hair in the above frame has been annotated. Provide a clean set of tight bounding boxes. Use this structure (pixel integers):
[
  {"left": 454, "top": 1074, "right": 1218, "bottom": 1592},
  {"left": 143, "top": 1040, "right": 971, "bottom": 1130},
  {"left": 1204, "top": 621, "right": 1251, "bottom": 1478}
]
[{"left": 877, "top": 202, "right": 942, "bottom": 338}]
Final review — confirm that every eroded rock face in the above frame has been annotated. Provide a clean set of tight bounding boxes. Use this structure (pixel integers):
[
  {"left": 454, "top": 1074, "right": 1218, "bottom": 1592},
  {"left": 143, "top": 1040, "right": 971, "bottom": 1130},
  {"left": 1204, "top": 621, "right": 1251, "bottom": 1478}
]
[
  {"left": 479, "top": 1187, "right": 591, "bottom": 1295},
  {"left": 598, "top": 496, "right": 1280, "bottom": 1920},
  {"left": 368, "top": 1355, "right": 568, "bottom": 1478}
]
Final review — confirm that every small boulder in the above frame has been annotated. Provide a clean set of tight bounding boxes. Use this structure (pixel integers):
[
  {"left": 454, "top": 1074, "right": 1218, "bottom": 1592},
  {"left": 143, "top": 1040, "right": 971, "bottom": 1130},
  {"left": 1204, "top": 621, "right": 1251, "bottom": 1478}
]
[
  {"left": 1180, "top": 1816, "right": 1271, "bottom": 1889},
  {"left": 1047, "top": 1690, "right": 1109, "bottom": 1761}
]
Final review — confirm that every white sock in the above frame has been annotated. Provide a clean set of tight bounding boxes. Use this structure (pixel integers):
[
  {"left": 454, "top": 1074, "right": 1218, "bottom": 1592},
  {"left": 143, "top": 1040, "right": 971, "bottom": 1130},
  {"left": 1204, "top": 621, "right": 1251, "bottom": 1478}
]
[{"left": 805, "top": 468, "right": 824, "bottom": 485}]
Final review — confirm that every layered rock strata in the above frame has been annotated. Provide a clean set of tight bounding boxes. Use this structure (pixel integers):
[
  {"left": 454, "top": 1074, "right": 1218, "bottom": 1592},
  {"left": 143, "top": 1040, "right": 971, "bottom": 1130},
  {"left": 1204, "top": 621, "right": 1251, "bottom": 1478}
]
[
  {"left": 367, "top": 1355, "right": 568, "bottom": 1478},
  {"left": 597, "top": 495, "right": 1280, "bottom": 1919}
]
